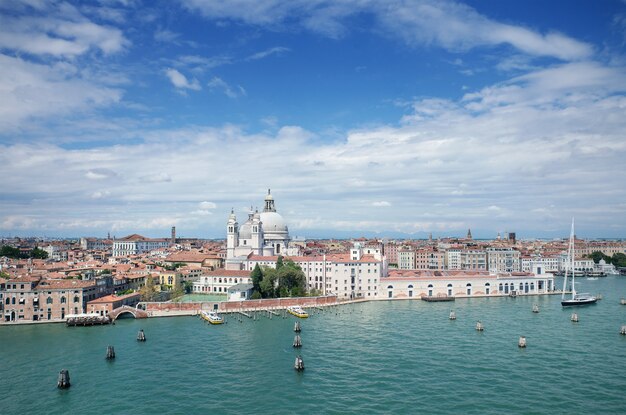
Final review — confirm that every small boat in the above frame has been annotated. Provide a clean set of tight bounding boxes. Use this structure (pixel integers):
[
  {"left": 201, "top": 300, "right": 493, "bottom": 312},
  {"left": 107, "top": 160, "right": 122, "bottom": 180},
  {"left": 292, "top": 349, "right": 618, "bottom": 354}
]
[
  {"left": 201, "top": 311, "right": 224, "bottom": 325},
  {"left": 287, "top": 306, "right": 309, "bottom": 318},
  {"left": 586, "top": 277, "right": 598, "bottom": 281},
  {"left": 561, "top": 219, "right": 597, "bottom": 307}
]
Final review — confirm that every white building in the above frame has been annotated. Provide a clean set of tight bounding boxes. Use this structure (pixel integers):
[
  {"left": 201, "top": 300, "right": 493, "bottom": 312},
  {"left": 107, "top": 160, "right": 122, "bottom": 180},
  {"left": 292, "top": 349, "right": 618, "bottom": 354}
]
[
  {"left": 487, "top": 248, "right": 521, "bottom": 273},
  {"left": 381, "top": 268, "right": 554, "bottom": 299},
  {"left": 226, "top": 190, "right": 295, "bottom": 269},
  {"left": 445, "top": 248, "right": 462, "bottom": 270},
  {"left": 112, "top": 234, "right": 170, "bottom": 257},
  {"left": 192, "top": 270, "right": 252, "bottom": 295},
  {"left": 244, "top": 242, "right": 387, "bottom": 299},
  {"left": 521, "top": 256, "right": 560, "bottom": 273}
]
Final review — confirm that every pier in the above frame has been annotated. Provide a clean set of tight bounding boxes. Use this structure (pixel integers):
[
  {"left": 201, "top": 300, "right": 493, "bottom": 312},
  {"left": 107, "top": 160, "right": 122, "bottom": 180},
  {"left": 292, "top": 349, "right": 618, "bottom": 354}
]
[{"left": 66, "top": 313, "right": 110, "bottom": 326}]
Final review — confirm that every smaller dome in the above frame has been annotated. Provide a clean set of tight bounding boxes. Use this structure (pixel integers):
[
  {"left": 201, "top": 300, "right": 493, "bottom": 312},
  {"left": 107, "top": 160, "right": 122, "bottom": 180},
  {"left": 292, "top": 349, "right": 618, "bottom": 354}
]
[{"left": 239, "top": 221, "right": 252, "bottom": 239}]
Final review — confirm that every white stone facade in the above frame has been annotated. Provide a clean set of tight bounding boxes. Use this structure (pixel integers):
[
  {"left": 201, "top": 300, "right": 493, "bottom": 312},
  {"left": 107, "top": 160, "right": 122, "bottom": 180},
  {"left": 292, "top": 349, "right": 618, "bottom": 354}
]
[{"left": 226, "top": 190, "right": 291, "bottom": 262}]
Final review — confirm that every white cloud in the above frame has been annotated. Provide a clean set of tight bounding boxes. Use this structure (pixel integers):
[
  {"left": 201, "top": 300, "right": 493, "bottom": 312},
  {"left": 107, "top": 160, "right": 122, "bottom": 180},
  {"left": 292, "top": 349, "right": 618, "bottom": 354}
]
[
  {"left": 247, "top": 46, "right": 290, "bottom": 60},
  {"left": 207, "top": 76, "right": 246, "bottom": 98},
  {"left": 154, "top": 29, "right": 181, "bottom": 43},
  {"left": 199, "top": 201, "right": 217, "bottom": 209},
  {"left": 0, "top": 54, "right": 123, "bottom": 131},
  {"left": 0, "top": 6, "right": 129, "bottom": 57},
  {"left": 91, "top": 190, "right": 111, "bottom": 199},
  {"left": 86, "top": 168, "right": 117, "bottom": 180},
  {"left": 372, "top": 201, "right": 391, "bottom": 207},
  {"left": 165, "top": 68, "right": 201, "bottom": 91},
  {"left": 181, "top": 0, "right": 592, "bottom": 61}
]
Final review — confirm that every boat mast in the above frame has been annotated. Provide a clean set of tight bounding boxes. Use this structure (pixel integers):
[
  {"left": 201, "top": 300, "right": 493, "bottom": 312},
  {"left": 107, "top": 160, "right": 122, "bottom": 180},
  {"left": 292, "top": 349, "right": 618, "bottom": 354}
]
[{"left": 561, "top": 218, "right": 575, "bottom": 299}]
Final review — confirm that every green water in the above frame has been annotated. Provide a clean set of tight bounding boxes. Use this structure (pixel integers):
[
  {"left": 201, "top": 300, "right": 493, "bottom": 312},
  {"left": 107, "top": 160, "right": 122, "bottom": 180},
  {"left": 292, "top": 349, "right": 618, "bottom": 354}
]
[{"left": 1, "top": 277, "right": 625, "bottom": 414}]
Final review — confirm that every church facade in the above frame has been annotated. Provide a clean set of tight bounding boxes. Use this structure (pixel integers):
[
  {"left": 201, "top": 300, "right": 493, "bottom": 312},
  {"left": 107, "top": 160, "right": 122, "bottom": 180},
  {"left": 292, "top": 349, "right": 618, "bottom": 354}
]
[{"left": 226, "top": 190, "right": 291, "bottom": 268}]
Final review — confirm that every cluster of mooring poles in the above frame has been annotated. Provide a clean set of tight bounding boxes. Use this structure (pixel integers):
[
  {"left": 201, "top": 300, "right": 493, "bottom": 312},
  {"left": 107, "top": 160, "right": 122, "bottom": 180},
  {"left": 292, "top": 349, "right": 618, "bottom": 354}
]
[
  {"left": 293, "top": 320, "right": 304, "bottom": 371},
  {"left": 57, "top": 329, "right": 147, "bottom": 389}
]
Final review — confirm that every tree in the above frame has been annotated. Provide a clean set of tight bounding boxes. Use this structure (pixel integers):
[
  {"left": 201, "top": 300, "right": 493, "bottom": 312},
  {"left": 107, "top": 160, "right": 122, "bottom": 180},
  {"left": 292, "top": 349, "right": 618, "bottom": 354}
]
[
  {"left": 259, "top": 267, "right": 277, "bottom": 298},
  {"left": 140, "top": 276, "right": 159, "bottom": 302},
  {"left": 276, "top": 259, "right": 306, "bottom": 298},
  {"left": 171, "top": 285, "right": 185, "bottom": 301},
  {"left": 588, "top": 251, "right": 611, "bottom": 264},
  {"left": 30, "top": 247, "right": 48, "bottom": 259},
  {"left": 0, "top": 245, "right": 21, "bottom": 259},
  {"left": 276, "top": 255, "right": 284, "bottom": 270},
  {"left": 612, "top": 253, "right": 626, "bottom": 267},
  {"left": 251, "top": 264, "right": 263, "bottom": 293},
  {"left": 183, "top": 280, "right": 194, "bottom": 294}
]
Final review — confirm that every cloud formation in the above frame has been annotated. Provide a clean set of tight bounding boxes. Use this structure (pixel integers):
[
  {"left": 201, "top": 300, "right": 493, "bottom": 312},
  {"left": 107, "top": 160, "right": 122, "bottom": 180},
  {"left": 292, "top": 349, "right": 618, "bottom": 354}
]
[
  {"left": 1, "top": 59, "right": 624, "bottom": 237},
  {"left": 182, "top": 0, "right": 592, "bottom": 60},
  {"left": 165, "top": 68, "right": 202, "bottom": 91}
]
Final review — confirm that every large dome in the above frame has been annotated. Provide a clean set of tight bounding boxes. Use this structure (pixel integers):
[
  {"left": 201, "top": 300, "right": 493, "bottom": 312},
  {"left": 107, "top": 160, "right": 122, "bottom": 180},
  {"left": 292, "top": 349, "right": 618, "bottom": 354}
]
[{"left": 260, "top": 211, "right": 288, "bottom": 233}]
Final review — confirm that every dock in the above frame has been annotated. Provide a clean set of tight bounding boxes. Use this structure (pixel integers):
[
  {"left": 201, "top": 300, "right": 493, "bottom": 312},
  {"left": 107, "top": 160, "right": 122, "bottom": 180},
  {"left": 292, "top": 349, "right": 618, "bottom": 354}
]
[
  {"left": 66, "top": 313, "right": 111, "bottom": 326},
  {"left": 421, "top": 295, "right": 455, "bottom": 302}
]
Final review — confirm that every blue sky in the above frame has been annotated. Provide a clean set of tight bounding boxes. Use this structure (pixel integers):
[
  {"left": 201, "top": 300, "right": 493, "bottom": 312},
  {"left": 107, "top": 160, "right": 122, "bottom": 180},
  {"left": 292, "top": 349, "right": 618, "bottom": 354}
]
[{"left": 1, "top": 0, "right": 625, "bottom": 240}]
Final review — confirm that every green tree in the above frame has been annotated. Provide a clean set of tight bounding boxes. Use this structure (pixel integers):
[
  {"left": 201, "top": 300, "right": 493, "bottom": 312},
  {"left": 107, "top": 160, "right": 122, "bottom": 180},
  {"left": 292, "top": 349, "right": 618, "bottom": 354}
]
[
  {"left": 0, "top": 270, "right": 10, "bottom": 279},
  {"left": 276, "top": 255, "right": 284, "bottom": 270},
  {"left": 183, "top": 280, "right": 194, "bottom": 294},
  {"left": 250, "top": 291, "right": 262, "bottom": 300},
  {"left": 611, "top": 253, "right": 626, "bottom": 267},
  {"left": 30, "top": 247, "right": 48, "bottom": 259},
  {"left": 259, "top": 267, "right": 277, "bottom": 298},
  {"left": 140, "top": 277, "right": 159, "bottom": 302},
  {"left": 276, "top": 259, "right": 306, "bottom": 298},
  {"left": 0, "top": 245, "right": 21, "bottom": 259},
  {"left": 251, "top": 264, "right": 263, "bottom": 293},
  {"left": 588, "top": 251, "right": 611, "bottom": 264}
]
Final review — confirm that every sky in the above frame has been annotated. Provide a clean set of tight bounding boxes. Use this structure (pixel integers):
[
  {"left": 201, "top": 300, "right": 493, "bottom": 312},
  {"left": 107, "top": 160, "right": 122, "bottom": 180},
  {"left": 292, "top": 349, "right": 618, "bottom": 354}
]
[{"left": 1, "top": 0, "right": 625, "bottom": 240}]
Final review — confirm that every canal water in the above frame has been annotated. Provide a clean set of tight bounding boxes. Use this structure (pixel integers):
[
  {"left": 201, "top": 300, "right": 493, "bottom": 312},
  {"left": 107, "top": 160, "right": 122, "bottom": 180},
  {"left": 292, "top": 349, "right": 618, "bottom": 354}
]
[{"left": 1, "top": 276, "right": 625, "bottom": 414}]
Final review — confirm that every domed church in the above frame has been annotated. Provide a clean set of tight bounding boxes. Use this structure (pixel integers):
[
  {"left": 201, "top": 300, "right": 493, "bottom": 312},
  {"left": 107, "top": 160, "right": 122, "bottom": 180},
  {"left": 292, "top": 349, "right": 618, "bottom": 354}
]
[{"left": 226, "top": 190, "right": 291, "bottom": 261}]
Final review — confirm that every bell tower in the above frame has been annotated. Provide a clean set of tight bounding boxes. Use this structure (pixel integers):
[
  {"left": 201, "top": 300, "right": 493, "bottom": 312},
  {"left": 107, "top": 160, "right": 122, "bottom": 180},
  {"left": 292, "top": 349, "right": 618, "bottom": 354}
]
[
  {"left": 226, "top": 208, "right": 239, "bottom": 259},
  {"left": 264, "top": 188, "right": 276, "bottom": 212}
]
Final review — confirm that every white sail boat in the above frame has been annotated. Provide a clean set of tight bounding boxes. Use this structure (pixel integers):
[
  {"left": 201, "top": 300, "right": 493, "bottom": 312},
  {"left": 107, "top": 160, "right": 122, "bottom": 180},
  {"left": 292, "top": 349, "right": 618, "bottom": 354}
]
[{"left": 561, "top": 219, "right": 597, "bottom": 307}]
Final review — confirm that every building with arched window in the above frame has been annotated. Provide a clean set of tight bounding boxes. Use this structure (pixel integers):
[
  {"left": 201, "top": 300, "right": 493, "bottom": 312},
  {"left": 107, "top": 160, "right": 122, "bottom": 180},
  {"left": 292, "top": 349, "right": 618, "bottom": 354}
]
[{"left": 378, "top": 269, "right": 554, "bottom": 299}]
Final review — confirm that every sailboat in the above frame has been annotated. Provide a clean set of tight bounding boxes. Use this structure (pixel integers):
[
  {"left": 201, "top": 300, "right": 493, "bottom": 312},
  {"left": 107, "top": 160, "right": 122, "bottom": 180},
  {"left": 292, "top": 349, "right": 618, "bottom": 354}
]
[{"left": 561, "top": 219, "right": 597, "bottom": 307}]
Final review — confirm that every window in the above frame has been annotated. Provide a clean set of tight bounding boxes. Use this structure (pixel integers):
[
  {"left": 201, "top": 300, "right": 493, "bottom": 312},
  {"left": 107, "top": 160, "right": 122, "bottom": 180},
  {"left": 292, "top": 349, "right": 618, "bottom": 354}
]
[
  {"left": 61, "top": 297, "right": 67, "bottom": 304},
  {"left": 74, "top": 296, "right": 80, "bottom": 303}
]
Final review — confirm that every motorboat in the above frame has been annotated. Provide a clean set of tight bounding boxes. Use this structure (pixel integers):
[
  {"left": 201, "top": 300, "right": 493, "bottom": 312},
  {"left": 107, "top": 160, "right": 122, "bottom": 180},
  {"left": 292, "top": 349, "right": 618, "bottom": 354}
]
[
  {"left": 286, "top": 305, "right": 309, "bottom": 318},
  {"left": 201, "top": 311, "right": 224, "bottom": 324}
]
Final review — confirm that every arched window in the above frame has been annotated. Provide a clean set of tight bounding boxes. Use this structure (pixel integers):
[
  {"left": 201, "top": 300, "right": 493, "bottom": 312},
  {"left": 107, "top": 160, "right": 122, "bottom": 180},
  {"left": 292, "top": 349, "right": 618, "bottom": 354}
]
[
  {"left": 387, "top": 285, "right": 393, "bottom": 299},
  {"left": 5, "top": 298, "right": 9, "bottom": 305},
  {"left": 447, "top": 283, "right": 453, "bottom": 296},
  {"left": 485, "top": 282, "right": 491, "bottom": 295},
  {"left": 427, "top": 284, "right": 434, "bottom": 297},
  {"left": 466, "top": 283, "right": 472, "bottom": 296},
  {"left": 73, "top": 296, "right": 80, "bottom": 303},
  {"left": 499, "top": 283, "right": 503, "bottom": 292},
  {"left": 61, "top": 297, "right": 67, "bottom": 304},
  {"left": 47, "top": 297, "right": 53, "bottom": 304}
]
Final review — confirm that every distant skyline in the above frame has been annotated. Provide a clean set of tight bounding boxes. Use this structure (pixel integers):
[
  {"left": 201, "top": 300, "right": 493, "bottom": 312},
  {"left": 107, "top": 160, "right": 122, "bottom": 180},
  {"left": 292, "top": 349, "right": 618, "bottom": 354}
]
[{"left": 1, "top": 0, "right": 625, "bottom": 239}]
